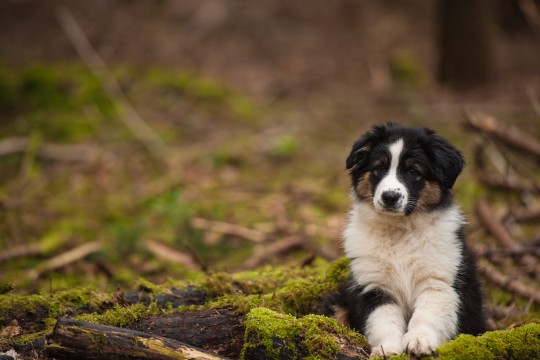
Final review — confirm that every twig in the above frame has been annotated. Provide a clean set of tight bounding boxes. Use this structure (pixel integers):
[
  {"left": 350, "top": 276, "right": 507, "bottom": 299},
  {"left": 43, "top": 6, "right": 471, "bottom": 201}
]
[
  {"left": 476, "top": 198, "right": 540, "bottom": 276},
  {"left": 518, "top": 0, "right": 540, "bottom": 39},
  {"left": 55, "top": 6, "right": 167, "bottom": 159},
  {"left": 479, "top": 260, "right": 540, "bottom": 305},
  {"left": 241, "top": 235, "right": 307, "bottom": 270},
  {"left": 526, "top": 86, "right": 540, "bottom": 117},
  {"left": 0, "top": 243, "right": 44, "bottom": 263},
  {"left": 145, "top": 240, "right": 203, "bottom": 271},
  {"left": 486, "top": 304, "right": 528, "bottom": 321},
  {"left": 475, "top": 172, "right": 538, "bottom": 194},
  {"left": 465, "top": 111, "right": 540, "bottom": 160},
  {"left": 479, "top": 246, "right": 540, "bottom": 259},
  {"left": 0, "top": 137, "right": 104, "bottom": 162},
  {"left": 27, "top": 240, "right": 103, "bottom": 280},
  {"left": 190, "top": 217, "right": 267, "bottom": 243},
  {"left": 511, "top": 205, "right": 540, "bottom": 223}
]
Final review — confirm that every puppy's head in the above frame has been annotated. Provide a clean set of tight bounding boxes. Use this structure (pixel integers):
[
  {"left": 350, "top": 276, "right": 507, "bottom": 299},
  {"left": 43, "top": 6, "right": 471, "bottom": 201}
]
[{"left": 346, "top": 123, "right": 464, "bottom": 215}]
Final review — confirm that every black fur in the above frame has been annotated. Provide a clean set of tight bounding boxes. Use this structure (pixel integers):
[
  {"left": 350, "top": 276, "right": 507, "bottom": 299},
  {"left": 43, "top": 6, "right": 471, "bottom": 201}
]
[
  {"left": 324, "top": 279, "right": 397, "bottom": 334},
  {"left": 453, "top": 228, "right": 488, "bottom": 335}
]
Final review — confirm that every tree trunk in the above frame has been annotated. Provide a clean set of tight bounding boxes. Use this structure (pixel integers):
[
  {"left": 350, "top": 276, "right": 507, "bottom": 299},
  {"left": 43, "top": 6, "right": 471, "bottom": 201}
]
[{"left": 437, "top": 0, "right": 496, "bottom": 89}]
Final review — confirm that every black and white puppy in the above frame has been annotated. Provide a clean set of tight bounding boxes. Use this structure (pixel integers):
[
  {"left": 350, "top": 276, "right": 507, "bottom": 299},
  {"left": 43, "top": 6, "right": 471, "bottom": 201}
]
[{"left": 327, "top": 123, "right": 486, "bottom": 357}]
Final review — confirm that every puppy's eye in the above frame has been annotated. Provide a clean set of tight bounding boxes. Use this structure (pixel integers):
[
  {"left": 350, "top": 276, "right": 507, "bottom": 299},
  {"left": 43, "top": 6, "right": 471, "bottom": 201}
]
[
  {"left": 373, "top": 166, "right": 386, "bottom": 176},
  {"left": 408, "top": 168, "right": 421, "bottom": 178}
]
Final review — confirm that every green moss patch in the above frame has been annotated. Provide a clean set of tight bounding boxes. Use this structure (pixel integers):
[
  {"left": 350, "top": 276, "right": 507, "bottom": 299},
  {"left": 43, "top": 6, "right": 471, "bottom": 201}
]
[
  {"left": 210, "top": 258, "right": 350, "bottom": 315},
  {"left": 436, "top": 322, "right": 540, "bottom": 360},
  {"left": 73, "top": 303, "right": 164, "bottom": 328},
  {"left": 0, "top": 288, "right": 114, "bottom": 349},
  {"left": 241, "top": 307, "right": 368, "bottom": 360},
  {"left": 0, "top": 288, "right": 113, "bottom": 327}
]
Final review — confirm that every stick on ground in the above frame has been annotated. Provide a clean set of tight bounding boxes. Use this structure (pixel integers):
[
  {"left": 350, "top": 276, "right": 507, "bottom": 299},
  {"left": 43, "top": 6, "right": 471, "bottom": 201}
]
[
  {"left": 479, "top": 260, "right": 540, "bottom": 305},
  {"left": 27, "top": 240, "right": 104, "bottom": 280},
  {"left": 476, "top": 198, "right": 540, "bottom": 276},
  {"left": 465, "top": 112, "right": 540, "bottom": 160}
]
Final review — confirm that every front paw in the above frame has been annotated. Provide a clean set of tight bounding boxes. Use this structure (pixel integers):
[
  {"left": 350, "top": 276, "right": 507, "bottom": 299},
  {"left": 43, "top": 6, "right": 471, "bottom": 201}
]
[{"left": 402, "top": 331, "right": 439, "bottom": 356}]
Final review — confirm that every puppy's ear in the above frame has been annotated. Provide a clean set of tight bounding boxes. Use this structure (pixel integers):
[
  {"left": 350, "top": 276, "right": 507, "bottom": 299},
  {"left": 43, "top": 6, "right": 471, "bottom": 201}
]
[
  {"left": 346, "top": 142, "right": 370, "bottom": 170},
  {"left": 426, "top": 132, "right": 465, "bottom": 189},
  {"left": 346, "top": 125, "right": 385, "bottom": 170}
]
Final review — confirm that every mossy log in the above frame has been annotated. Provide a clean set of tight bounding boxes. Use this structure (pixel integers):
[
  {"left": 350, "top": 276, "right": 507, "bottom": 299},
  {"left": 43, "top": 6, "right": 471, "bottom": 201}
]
[{"left": 45, "top": 318, "right": 227, "bottom": 360}]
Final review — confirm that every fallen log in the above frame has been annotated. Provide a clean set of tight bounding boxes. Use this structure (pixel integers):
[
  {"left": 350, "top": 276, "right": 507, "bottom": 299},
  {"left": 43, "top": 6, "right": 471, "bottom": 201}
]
[{"left": 45, "top": 318, "right": 228, "bottom": 360}]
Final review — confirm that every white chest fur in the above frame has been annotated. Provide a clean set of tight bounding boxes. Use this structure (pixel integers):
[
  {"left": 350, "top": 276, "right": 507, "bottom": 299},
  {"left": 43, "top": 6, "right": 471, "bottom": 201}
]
[{"left": 344, "top": 201, "right": 464, "bottom": 311}]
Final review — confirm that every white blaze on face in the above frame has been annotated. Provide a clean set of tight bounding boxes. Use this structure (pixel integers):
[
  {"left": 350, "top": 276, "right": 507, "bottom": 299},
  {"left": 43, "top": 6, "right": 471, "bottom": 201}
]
[{"left": 373, "top": 138, "right": 408, "bottom": 213}]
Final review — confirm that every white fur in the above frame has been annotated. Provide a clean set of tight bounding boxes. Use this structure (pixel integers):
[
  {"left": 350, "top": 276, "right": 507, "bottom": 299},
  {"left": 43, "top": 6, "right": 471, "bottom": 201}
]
[
  {"left": 343, "top": 201, "right": 464, "bottom": 356},
  {"left": 365, "top": 303, "right": 407, "bottom": 357},
  {"left": 373, "top": 139, "right": 408, "bottom": 213}
]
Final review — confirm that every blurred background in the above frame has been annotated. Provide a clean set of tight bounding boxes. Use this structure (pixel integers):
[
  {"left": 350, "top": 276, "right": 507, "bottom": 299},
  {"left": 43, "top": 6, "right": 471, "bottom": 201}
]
[{"left": 0, "top": 0, "right": 539, "bottom": 328}]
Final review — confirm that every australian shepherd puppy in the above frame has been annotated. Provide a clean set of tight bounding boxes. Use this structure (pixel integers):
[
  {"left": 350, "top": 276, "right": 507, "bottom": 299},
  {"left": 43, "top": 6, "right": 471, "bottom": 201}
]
[{"left": 326, "top": 123, "right": 486, "bottom": 357}]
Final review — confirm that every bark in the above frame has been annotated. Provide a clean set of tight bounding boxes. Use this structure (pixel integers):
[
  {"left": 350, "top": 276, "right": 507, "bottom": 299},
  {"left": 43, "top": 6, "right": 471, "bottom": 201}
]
[{"left": 132, "top": 308, "right": 245, "bottom": 358}]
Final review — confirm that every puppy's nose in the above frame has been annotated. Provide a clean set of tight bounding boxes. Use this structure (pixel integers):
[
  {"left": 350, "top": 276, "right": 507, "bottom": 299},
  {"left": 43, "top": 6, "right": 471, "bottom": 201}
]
[{"left": 381, "top": 191, "right": 402, "bottom": 206}]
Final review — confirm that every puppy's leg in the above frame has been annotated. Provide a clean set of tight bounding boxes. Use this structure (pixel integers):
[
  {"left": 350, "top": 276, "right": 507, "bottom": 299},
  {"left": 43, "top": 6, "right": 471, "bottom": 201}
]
[
  {"left": 365, "top": 303, "right": 407, "bottom": 357},
  {"left": 402, "top": 280, "right": 459, "bottom": 356}
]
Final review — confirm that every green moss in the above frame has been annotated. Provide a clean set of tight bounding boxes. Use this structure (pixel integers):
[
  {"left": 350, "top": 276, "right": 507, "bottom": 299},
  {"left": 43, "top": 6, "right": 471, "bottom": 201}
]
[
  {"left": 436, "top": 323, "right": 540, "bottom": 360},
  {"left": 300, "top": 313, "right": 366, "bottom": 357},
  {"left": 0, "top": 288, "right": 111, "bottom": 325},
  {"left": 389, "top": 49, "right": 428, "bottom": 89},
  {"left": 136, "top": 278, "right": 170, "bottom": 294},
  {"left": 210, "top": 258, "right": 349, "bottom": 315},
  {"left": 74, "top": 303, "right": 164, "bottom": 328},
  {"left": 0, "top": 283, "right": 14, "bottom": 295},
  {"left": 0, "top": 329, "right": 50, "bottom": 348},
  {"left": 241, "top": 307, "right": 368, "bottom": 360},
  {"left": 242, "top": 308, "right": 298, "bottom": 359},
  {"left": 0, "top": 288, "right": 114, "bottom": 350},
  {"left": 270, "top": 134, "right": 300, "bottom": 159}
]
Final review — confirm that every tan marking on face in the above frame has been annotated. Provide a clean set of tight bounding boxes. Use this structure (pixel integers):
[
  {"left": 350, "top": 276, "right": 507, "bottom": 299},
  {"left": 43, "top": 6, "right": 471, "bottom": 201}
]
[
  {"left": 404, "top": 158, "right": 415, "bottom": 168},
  {"left": 331, "top": 305, "right": 349, "bottom": 327},
  {"left": 355, "top": 172, "right": 372, "bottom": 200},
  {"left": 417, "top": 181, "right": 441, "bottom": 209}
]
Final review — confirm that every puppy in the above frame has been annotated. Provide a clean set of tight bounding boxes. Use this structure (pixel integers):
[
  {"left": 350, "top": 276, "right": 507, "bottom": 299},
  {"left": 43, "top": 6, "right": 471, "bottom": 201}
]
[{"left": 326, "top": 123, "right": 486, "bottom": 357}]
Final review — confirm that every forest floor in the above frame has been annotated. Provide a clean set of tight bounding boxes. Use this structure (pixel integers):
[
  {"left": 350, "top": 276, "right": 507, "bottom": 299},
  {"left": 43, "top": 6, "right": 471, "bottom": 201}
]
[{"left": 1, "top": 1, "right": 540, "bottom": 358}]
